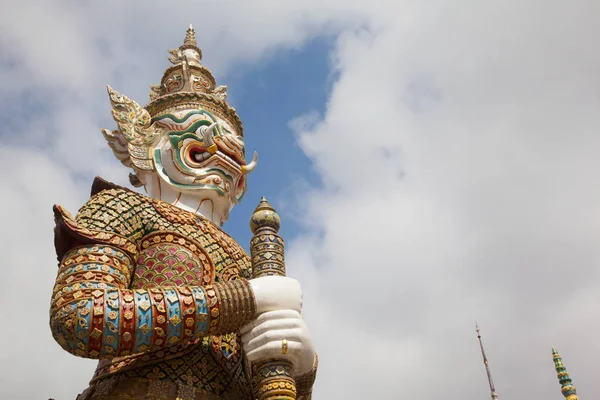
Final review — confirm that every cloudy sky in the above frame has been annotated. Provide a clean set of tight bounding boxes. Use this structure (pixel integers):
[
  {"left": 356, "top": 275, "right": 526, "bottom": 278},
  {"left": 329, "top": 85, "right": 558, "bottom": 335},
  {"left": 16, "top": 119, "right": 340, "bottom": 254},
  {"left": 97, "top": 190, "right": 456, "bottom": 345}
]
[{"left": 1, "top": 0, "right": 599, "bottom": 398}]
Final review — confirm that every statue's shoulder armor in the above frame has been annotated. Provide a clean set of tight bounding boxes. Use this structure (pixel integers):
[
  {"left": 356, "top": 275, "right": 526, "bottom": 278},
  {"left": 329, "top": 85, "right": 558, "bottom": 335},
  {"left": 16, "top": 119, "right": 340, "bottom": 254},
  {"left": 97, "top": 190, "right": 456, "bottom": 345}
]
[
  {"left": 53, "top": 177, "right": 146, "bottom": 262},
  {"left": 90, "top": 176, "right": 135, "bottom": 197}
]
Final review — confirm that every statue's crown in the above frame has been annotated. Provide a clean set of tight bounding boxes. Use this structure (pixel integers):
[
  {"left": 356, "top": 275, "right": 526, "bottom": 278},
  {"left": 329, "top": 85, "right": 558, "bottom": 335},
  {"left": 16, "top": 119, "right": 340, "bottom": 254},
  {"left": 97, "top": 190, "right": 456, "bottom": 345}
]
[{"left": 145, "top": 25, "right": 243, "bottom": 136}]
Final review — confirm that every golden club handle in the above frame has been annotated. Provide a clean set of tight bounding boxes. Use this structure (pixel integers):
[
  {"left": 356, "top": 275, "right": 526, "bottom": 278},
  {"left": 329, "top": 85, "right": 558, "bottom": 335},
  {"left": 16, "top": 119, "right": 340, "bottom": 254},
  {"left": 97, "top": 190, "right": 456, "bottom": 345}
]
[{"left": 250, "top": 197, "right": 297, "bottom": 400}]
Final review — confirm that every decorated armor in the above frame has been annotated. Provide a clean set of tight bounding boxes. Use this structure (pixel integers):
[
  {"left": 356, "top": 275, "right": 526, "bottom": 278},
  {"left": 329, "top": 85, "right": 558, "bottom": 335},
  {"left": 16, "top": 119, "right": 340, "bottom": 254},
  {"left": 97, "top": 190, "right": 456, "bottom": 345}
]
[{"left": 49, "top": 26, "right": 317, "bottom": 400}]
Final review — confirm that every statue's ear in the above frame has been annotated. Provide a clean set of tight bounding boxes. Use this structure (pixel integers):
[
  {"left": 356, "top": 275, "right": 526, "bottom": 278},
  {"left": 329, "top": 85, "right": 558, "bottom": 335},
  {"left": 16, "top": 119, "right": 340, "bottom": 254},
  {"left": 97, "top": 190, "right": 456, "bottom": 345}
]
[
  {"left": 102, "top": 86, "right": 160, "bottom": 173},
  {"left": 234, "top": 176, "right": 247, "bottom": 203},
  {"left": 129, "top": 173, "right": 144, "bottom": 188}
]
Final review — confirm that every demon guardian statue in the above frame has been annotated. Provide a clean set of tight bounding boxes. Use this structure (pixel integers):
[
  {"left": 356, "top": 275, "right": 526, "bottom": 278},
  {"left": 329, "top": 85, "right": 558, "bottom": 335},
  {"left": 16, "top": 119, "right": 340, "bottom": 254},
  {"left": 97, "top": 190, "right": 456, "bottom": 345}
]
[{"left": 49, "top": 26, "right": 317, "bottom": 400}]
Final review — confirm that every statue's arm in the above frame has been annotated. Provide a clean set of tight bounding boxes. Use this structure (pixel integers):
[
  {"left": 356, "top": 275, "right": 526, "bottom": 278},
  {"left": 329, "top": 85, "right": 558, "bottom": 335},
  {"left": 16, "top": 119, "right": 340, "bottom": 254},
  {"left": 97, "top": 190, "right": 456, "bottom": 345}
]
[{"left": 49, "top": 189, "right": 256, "bottom": 360}]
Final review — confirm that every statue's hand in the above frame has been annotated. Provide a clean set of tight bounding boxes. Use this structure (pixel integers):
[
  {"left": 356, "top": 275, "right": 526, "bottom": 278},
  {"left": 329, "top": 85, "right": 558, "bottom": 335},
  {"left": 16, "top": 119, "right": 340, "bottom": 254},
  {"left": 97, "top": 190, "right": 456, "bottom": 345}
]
[
  {"left": 249, "top": 276, "right": 302, "bottom": 314},
  {"left": 241, "top": 310, "right": 316, "bottom": 376}
]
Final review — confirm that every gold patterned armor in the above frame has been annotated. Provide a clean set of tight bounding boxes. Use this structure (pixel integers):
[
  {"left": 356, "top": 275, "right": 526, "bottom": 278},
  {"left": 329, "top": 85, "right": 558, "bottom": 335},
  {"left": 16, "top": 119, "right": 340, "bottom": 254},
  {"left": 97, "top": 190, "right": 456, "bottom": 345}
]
[{"left": 51, "top": 179, "right": 317, "bottom": 399}]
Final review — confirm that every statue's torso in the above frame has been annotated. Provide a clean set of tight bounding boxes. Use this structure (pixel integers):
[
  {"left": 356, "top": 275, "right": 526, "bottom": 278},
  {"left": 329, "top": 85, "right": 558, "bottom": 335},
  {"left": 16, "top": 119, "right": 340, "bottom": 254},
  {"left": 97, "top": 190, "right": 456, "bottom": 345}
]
[{"left": 76, "top": 184, "right": 254, "bottom": 400}]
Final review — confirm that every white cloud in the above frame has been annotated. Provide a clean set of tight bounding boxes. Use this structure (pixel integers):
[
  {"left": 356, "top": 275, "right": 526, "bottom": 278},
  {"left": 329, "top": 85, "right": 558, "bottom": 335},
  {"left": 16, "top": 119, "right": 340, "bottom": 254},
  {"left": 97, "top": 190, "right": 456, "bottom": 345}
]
[
  {"left": 0, "top": 147, "right": 97, "bottom": 398},
  {"left": 287, "top": 0, "right": 600, "bottom": 398},
  {"left": 2, "top": 0, "right": 600, "bottom": 399}
]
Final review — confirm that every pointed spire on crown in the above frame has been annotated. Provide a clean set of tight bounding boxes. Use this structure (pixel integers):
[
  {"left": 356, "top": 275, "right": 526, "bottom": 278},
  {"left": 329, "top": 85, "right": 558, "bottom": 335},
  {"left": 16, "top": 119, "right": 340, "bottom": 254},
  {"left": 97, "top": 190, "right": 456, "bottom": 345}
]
[
  {"left": 184, "top": 24, "right": 197, "bottom": 47},
  {"left": 553, "top": 348, "right": 578, "bottom": 400},
  {"left": 175, "top": 23, "right": 202, "bottom": 65}
]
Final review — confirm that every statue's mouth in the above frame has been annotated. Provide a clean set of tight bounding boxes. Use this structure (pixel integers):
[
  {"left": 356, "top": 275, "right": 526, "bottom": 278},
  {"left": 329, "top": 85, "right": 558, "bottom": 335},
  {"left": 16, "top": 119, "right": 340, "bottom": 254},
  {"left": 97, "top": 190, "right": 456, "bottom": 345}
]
[
  {"left": 180, "top": 142, "right": 243, "bottom": 179},
  {"left": 190, "top": 146, "right": 209, "bottom": 162},
  {"left": 184, "top": 141, "right": 245, "bottom": 169},
  {"left": 185, "top": 142, "right": 212, "bottom": 165},
  {"left": 165, "top": 121, "right": 256, "bottom": 176},
  {"left": 155, "top": 144, "right": 245, "bottom": 200}
]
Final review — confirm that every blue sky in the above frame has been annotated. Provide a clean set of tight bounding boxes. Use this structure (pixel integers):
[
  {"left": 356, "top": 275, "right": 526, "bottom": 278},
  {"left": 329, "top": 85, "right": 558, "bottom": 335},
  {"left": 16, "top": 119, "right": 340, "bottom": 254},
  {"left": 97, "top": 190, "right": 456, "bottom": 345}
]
[
  {"left": 2, "top": 1, "right": 600, "bottom": 399},
  {"left": 223, "top": 37, "right": 334, "bottom": 249}
]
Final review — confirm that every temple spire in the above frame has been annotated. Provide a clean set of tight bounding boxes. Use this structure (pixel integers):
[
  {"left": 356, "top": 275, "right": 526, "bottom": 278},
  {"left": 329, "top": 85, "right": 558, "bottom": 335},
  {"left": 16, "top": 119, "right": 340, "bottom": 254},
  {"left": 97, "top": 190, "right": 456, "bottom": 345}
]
[
  {"left": 553, "top": 348, "right": 578, "bottom": 400},
  {"left": 476, "top": 323, "right": 499, "bottom": 400}
]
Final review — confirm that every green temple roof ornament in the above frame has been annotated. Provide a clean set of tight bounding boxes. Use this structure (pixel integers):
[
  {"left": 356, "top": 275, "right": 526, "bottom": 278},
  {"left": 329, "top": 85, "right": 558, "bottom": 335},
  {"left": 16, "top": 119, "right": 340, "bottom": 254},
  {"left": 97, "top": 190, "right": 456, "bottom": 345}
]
[{"left": 553, "top": 348, "right": 578, "bottom": 400}]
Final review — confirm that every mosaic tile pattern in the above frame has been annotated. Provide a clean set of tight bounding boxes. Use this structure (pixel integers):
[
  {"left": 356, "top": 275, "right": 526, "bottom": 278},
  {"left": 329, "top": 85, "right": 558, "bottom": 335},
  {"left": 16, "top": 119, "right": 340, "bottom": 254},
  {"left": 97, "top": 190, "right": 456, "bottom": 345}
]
[{"left": 51, "top": 184, "right": 261, "bottom": 399}]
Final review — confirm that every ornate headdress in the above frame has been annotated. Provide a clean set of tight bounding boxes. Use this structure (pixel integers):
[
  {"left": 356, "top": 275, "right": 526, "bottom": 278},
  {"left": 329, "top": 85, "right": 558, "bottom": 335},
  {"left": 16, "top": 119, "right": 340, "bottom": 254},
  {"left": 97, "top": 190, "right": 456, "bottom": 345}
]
[
  {"left": 145, "top": 25, "right": 243, "bottom": 135},
  {"left": 102, "top": 25, "right": 256, "bottom": 206}
]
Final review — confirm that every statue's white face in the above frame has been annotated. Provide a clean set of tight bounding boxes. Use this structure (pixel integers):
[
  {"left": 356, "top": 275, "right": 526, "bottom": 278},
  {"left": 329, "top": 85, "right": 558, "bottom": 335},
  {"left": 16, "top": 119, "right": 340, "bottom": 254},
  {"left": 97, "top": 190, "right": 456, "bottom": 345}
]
[{"left": 138, "top": 108, "right": 256, "bottom": 225}]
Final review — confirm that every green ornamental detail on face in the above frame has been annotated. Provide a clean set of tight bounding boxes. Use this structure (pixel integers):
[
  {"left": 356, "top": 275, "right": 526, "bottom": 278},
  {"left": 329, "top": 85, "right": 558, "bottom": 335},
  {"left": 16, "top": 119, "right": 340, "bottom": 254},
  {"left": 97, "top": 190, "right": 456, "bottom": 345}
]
[
  {"left": 156, "top": 110, "right": 224, "bottom": 134},
  {"left": 155, "top": 110, "right": 220, "bottom": 125}
]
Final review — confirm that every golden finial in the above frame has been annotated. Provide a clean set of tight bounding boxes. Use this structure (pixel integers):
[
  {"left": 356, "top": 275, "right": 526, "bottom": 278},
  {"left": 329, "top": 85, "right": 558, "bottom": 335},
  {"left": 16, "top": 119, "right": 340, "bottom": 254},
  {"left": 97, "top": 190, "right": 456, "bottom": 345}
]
[
  {"left": 250, "top": 196, "right": 281, "bottom": 235},
  {"left": 184, "top": 24, "right": 197, "bottom": 46}
]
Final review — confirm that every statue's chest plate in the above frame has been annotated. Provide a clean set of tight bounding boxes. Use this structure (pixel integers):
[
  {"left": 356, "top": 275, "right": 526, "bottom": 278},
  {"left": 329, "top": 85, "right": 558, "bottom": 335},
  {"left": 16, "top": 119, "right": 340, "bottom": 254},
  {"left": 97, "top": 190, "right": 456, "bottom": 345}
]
[{"left": 131, "top": 231, "right": 214, "bottom": 289}]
